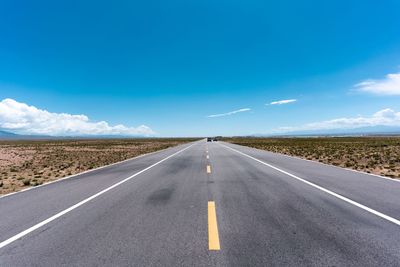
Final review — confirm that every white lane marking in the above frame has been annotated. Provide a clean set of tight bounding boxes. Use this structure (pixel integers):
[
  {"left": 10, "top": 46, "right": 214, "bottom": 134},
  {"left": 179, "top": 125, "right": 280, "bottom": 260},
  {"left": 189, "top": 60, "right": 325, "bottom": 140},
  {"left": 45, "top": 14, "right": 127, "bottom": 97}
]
[
  {"left": 207, "top": 155, "right": 210, "bottom": 159},
  {"left": 0, "top": 145, "right": 178, "bottom": 199},
  {"left": 0, "top": 143, "right": 196, "bottom": 249},
  {"left": 227, "top": 143, "right": 400, "bottom": 183},
  {"left": 220, "top": 144, "right": 400, "bottom": 226},
  {"left": 276, "top": 149, "right": 400, "bottom": 183}
]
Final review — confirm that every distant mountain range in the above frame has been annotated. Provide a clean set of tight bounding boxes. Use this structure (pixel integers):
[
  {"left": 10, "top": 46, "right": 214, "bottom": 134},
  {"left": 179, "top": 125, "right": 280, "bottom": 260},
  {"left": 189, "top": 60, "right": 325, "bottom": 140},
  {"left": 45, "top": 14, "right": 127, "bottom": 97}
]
[
  {"left": 0, "top": 130, "right": 19, "bottom": 138},
  {"left": 0, "top": 130, "right": 54, "bottom": 140},
  {"left": 1, "top": 126, "right": 400, "bottom": 140},
  {"left": 253, "top": 126, "right": 400, "bottom": 137},
  {"left": 0, "top": 130, "right": 151, "bottom": 140}
]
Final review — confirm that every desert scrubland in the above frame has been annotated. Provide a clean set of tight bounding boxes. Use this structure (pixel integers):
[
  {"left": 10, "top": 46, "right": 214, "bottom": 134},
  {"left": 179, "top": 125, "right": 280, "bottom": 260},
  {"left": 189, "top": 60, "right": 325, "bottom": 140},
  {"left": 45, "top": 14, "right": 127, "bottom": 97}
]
[
  {"left": 0, "top": 138, "right": 196, "bottom": 195},
  {"left": 225, "top": 137, "right": 400, "bottom": 179}
]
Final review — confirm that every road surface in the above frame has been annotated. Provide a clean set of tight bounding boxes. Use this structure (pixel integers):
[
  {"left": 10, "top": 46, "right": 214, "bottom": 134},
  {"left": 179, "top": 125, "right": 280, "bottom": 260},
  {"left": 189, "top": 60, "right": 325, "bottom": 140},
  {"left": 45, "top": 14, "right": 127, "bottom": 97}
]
[{"left": 1, "top": 140, "right": 400, "bottom": 266}]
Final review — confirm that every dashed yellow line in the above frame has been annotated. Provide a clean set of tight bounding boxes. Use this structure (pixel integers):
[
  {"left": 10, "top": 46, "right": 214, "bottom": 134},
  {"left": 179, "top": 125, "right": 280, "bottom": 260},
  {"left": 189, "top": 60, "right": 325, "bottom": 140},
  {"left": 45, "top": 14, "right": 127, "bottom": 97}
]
[
  {"left": 207, "top": 165, "right": 211, "bottom": 174},
  {"left": 208, "top": 201, "right": 220, "bottom": 250}
]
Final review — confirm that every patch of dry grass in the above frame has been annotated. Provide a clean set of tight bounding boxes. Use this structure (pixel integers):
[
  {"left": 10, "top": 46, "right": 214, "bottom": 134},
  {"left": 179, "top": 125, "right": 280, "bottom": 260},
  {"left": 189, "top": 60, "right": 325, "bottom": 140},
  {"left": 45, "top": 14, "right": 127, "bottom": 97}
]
[
  {"left": 224, "top": 137, "right": 400, "bottom": 179},
  {"left": 0, "top": 138, "right": 197, "bottom": 195}
]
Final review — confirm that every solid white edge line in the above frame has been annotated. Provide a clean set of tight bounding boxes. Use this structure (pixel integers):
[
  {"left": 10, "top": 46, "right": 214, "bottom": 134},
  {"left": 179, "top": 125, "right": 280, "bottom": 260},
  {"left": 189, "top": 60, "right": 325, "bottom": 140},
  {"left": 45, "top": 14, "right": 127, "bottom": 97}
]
[
  {"left": 0, "top": 143, "right": 196, "bottom": 249},
  {"left": 220, "top": 143, "right": 400, "bottom": 226},
  {"left": 1, "top": 147, "right": 165, "bottom": 199},
  {"left": 227, "top": 142, "right": 400, "bottom": 183},
  {"left": 0, "top": 152, "right": 151, "bottom": 199},
  {"left": 0, "top": 141, "right": 200, "bottom": 199}
]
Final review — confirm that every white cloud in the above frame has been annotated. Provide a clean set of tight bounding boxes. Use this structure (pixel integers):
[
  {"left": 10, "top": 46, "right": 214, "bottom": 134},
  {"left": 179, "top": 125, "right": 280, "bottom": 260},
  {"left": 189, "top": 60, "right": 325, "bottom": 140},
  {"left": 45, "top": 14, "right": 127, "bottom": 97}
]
[
  {"left": 207, "top": 108, "right": 251, "bottom": 118},
  {"left": 275, "top": 108, "right": 400, "bottom": 133},
  {"left": 268, "top": 99, "right": 297, "bottom": 105},
  {"left": 355, "top": 72, "right": 400, "bottom": 95},
  {"left": 0, "top": 98, "right": 155, "bottom": 136}
]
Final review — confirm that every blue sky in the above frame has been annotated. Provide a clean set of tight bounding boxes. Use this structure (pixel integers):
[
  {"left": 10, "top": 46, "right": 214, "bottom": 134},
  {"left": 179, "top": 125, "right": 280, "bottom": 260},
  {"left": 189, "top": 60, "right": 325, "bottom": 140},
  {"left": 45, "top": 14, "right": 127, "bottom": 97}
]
[{"left": 1, "top": 0, "right": 400, "bottom": 136}]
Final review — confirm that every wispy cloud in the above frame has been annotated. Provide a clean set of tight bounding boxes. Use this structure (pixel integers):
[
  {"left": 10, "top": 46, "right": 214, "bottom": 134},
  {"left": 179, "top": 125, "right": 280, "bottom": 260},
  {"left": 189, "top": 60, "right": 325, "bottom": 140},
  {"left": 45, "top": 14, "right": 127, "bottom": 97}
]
[
  {"left": 275, "top": 108, "right": 400, "bottom": 133},
  {"left": 354, "top": 72, "right": 400, "bottom": 95},
  {"left": 207, "top": 108, "right": 251, "bottom": 118},
  {"left": 0, "top": 98, "right": 155, "bottom": 136},
  {"left": 268, "top": 99, "right": 297, "bottom": 105}
]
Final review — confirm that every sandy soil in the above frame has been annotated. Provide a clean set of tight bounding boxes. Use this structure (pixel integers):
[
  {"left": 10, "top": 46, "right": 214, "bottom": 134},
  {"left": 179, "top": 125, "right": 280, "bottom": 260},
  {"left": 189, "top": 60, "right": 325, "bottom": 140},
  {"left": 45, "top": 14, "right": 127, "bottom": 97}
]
[
  {"left": 225, "top": 137, "right": 400, "bottom": 179},
  {"left": 0, "top": 138, "right": 196, "bottom": 195}
]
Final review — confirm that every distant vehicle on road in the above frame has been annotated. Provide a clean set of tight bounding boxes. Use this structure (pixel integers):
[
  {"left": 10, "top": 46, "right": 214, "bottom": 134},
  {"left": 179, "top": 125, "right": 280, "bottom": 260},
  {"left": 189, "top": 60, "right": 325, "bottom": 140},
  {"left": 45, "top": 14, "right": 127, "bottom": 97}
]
[
  {"left": 214, "top": 136, "right": 222, "bottom": 141},
  {"left": 207, "top": 137, "right": 221, "bottom": 142}
]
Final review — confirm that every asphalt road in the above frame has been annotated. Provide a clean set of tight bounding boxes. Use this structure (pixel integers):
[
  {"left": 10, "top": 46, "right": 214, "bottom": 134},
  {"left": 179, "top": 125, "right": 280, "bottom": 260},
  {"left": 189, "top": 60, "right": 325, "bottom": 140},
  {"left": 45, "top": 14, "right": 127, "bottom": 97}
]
[{"left": 1, "top": 140, "right": 400, "bottom": 266}]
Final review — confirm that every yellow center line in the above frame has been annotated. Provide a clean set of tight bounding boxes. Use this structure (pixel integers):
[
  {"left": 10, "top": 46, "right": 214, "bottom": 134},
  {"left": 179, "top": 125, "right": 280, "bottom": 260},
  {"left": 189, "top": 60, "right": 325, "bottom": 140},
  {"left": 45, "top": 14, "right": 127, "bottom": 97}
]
[
  {"left": 207, "top": 165, "right": 211, "bottom": 173},
  {"left": 208, "top": 201, "right": 220, "bottom": 250}
]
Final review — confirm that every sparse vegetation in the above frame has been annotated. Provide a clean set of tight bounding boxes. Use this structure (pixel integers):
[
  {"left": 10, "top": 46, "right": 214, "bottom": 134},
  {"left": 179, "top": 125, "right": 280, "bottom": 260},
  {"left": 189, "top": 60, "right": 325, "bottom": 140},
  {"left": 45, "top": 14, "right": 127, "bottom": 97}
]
[
  {"left": 0, "top": 138, "right": 197, "bottom": 195},
  {"left": 224, "top": 137, "right": 400, "bottom": 179}
]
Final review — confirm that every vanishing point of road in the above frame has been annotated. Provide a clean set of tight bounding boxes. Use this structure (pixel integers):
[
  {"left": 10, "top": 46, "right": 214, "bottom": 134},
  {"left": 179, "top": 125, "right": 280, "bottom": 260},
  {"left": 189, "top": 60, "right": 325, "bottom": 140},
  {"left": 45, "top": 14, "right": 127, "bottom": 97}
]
[{"left": 1, "top": 140, "right": 400, "bottom": 266}]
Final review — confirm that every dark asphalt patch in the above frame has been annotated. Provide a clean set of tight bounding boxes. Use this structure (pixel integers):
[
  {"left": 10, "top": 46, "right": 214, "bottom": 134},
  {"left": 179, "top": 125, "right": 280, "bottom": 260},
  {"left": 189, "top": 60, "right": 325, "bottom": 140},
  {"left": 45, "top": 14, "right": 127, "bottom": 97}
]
[{"left": 146, "top": 187, "right": 175, "bottom": 205}]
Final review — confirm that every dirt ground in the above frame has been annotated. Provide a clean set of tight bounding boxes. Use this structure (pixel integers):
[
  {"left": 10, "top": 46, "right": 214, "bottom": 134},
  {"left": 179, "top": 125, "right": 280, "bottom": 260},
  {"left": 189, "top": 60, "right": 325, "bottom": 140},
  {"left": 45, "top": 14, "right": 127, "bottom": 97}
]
[
  {"left": 225, "top": 137, "right": 400, "bottom": 179},
  {"left": 0, "top": 138, "right": 196, "bottom": 195}
]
